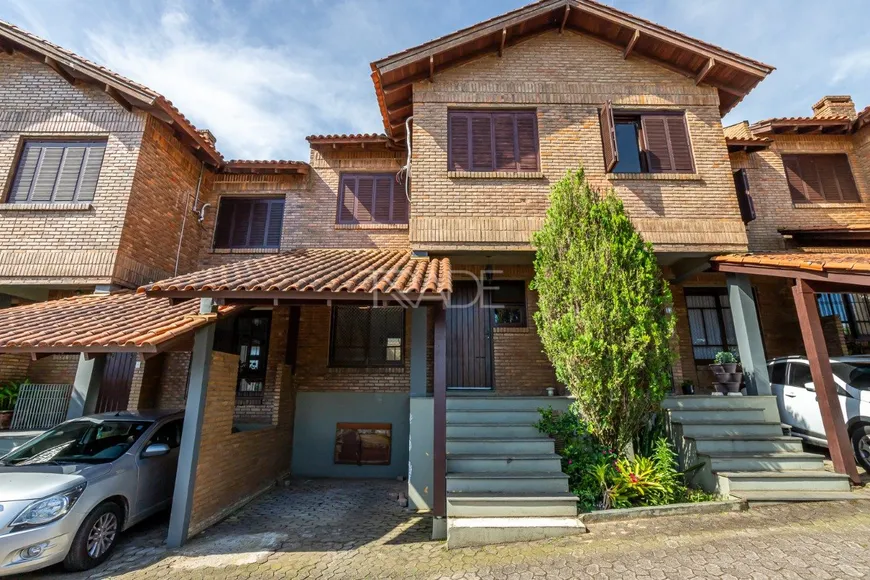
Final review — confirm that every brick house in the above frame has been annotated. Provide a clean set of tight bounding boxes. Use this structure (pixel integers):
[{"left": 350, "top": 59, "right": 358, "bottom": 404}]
[{"left": 1, "top": 0, "right": 869, "bottom": 548}]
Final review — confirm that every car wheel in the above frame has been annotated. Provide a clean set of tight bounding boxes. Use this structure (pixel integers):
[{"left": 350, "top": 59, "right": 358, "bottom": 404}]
[
  {"left": 850, "top": 425, "right": 870, "bottom": 473},
  {"left": 63, "top": 501, "right": 122, "bottom": 572}
]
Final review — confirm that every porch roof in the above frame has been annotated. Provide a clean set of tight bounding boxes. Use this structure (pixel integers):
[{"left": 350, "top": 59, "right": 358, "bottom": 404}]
[
  {"left": 0, "top": 292, "right": 244, "bottom": 354},
  {"left": 139, "top": 249, "right": 452, "bottom": 302},
  {"left": 711, "top": 252, "right": 870, "bottom": 288}
]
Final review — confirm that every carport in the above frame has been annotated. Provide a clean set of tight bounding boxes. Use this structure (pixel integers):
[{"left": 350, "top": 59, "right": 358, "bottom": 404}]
[{"left": 712, "top": 252, "right": 868, "bottom": 484}]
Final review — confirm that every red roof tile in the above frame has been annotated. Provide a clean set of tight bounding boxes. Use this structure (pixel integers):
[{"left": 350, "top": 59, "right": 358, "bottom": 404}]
[
  {"left": 0, "top": 292, "right": 243, "bottom": 353},
  {"left": 712, "top": 252, "right": 870, "bottom": 277},
  {"left": 141, "top": 249, "right": 452, "bottom": 298}
]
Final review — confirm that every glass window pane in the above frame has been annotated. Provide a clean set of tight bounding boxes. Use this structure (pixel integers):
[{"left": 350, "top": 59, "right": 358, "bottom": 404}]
[
  {"left": 687, "top": 309, "right": 708, "bottom": 345},
  {"left": 721, "top": 308, "right": 737, "bottom": 347},
  {"left": 788, "top": 363, "right": 813, "bottom": 387},
  {"left": 769, "top": 362, "right": 787, "bottom": 384},
  {"left": 702, "top": 310, "right": 723, "bottom": 346},
  {"left": 686, "top": 295, "right": 716, "bottom": 308},
  {"left": 613, "top": 122, "right": 642, "bottom": 173}
]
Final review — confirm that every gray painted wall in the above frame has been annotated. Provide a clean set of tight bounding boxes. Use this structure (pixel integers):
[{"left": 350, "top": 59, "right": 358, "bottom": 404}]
[
  {"left": 408, "top": 397, "right": 433, "bottom": 511},
  {"left": 292, "top": 392, "right": 410, "bottom": 478}
]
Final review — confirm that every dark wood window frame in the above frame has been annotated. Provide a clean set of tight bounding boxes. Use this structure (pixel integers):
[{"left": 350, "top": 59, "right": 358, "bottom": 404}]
[
  {"left": 213, "top": 310, "right": 273, "bottom": 398},
  {"left": 447, "top": 109, "right": 540, "bottom": 173},
  {"left": 6, "top": 139, "right": 107, "bottom": 204},
  {"left": 491, "top": 280, "right": 527, "bottom": 328},
  {"left": 329, "top": 305, "right": 406, "bottom": 368},
  {"left": 336, "top": 173, "right": 408, "bottom": 225},
  {"left": 782, "top": 153, "right": 860, "bottom": 204},
  {"left": 213, "top": 196, "right": 285, "bottom": 250},
  {"left": 600, "top": 107, "right": 695, "bottom": 174},
  {"left": 685, "top": 288, "right": 738, "bottom": 364}
]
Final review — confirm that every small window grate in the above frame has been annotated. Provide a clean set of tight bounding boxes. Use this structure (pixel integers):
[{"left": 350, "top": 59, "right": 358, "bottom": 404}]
[{"left": 330, "top": 306, "right": 405, "bottom": 367}]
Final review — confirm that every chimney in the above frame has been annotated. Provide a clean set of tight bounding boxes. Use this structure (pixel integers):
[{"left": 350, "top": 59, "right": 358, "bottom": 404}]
[
  {"left": 812, "top": 95, "right": 857, "bottom": 120},
  {"left": 197, "top": 129, "right": 217, "bottom": 147}
]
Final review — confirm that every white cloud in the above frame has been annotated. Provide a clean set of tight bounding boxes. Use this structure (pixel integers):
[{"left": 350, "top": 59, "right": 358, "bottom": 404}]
[{"left": 832, "top": 49, "right": 870, "bottom": 84}]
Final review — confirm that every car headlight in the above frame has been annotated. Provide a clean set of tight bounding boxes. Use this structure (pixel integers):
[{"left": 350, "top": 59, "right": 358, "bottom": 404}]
[{"left": 11, "top": 483, "right": 87, "bottom": 528}]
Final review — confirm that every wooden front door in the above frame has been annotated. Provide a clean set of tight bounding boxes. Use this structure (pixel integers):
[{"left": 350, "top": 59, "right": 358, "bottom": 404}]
[
  {"left": 96, "top": 353, "right": 137, "bottom": 413},
  {"left": 446, "top": 281, "right": 494, "bottom": 389}
]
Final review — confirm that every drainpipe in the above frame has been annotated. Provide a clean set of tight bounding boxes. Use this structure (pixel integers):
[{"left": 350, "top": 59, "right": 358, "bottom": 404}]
[{"left": 174, "top": 163, "right": 204, "bottom": 276}]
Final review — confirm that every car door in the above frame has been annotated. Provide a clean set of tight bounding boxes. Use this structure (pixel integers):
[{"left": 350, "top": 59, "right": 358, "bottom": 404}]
[
  {"left": 768, "top": 361, "right": 790, "bottom": 423},
  {"left": 784, "top": 361, "right": 825, "bottom": 439},
  {"left": 134, "top": 418, "right": 183, "bottom": 520}
]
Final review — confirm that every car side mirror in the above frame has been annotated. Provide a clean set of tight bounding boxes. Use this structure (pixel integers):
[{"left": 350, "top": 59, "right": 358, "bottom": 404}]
[
  {"left": 804, "top": 382, "right": 816, "bottom": 392},
  {"left": 142, "top": 443, "right": 170, "bottom": 458}
]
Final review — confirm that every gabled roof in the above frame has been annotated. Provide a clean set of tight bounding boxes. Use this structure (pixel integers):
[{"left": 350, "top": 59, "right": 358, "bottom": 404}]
[
  {"left": 0, "top": 19, "right": 223, "bottom": 166},
  {"left": 749, "top": 116, "right": 853, "bottom": 136},
  {"left": 370, "top": 0, "right": 774, "bottom": 140}
]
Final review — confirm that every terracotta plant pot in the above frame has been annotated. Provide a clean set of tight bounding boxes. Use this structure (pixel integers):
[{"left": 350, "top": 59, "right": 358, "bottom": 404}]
[
  {"left": 713, "top": 382, "right": 729, "bottom": 395},
  {"left": 719, "top": 372, "right": 743, "bottom": 383},
  {"left": 0, "top": 410, "right": 12, "bottom": 430},
  {"left": 724, "top": 382, "right": 742, "bottom": 394},
  {"left": 722, "top": 363, "right": 739, "bottom": 373},
  {"left": 709, "top": 364, "right": 724, "bottom": 375}
]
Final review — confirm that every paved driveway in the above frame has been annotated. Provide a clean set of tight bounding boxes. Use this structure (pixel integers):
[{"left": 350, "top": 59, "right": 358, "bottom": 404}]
[{"left": 23, "top": 478, "right": 870, "bottom": 580}]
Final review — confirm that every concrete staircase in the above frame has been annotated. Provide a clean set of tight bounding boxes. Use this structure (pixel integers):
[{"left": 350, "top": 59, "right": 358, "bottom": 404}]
[
  {"left": 445, "top": 395, "right": 585, "bottom": 548},
  {"left": 663, "top": 395, "right": 855, "bottom": 502}
]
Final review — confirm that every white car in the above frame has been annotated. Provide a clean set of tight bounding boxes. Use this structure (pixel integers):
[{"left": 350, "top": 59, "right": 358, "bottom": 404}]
[{"left": 768, "top": 355, "right": 870, "bottom": 471}]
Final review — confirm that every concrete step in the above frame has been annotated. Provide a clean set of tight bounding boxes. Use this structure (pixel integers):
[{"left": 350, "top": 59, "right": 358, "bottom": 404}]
[
  {"left": 446, "top": 471, "right": 570, "bottom": 494},
  {"left": 729, "top": 490, "right": 869, "bottom": 502},
  {"left": 446, "top": 517, "right": 586, "bottom": 549},
  {"left": 662, "top": 395, "right": 778, "bottom": 411},
  {"left": 447, "top": 492, "right": 578, "bottom": 517},
  {"left": 447, "top": 438, "right": 555, "bottom": 455},
  {"left": 447, "top": 396, "right": 572, "bottom": 412},
  {"left": 446, "top": 454, "right": 562, "bottom": 473},
  {"left": 447, "top": 410, "right": 543, "bottom": 424},
  {"left": 704, "top": 452, "right": 825, "bottom": 473},
  {"left": 668, "top": 407, "right": 767, "bottom": 423},
  {"left": 718, "top": 471, "right": 852, "bottom": 494},
  {"left": 679, "top": 420, "right": 783, "bottom": 438},
  {"left": 690, "top": 436, "right": 805, "bottom": 454},
  {"left": 447, "top": 423, "right": 542, "bottom": 438}
]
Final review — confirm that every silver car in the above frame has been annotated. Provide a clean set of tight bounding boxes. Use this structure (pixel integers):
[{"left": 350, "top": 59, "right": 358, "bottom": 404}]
[{"left": 0, "top": 409, "right": 183, "bottom": 576}]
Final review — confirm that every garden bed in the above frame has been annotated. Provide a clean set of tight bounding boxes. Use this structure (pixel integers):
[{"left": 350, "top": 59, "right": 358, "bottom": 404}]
[{"left": 579, "top": 498, "right": 746, "bottom": 524}]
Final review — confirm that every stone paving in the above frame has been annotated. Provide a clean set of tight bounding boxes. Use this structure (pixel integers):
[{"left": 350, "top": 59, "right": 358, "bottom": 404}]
[{"left": 26, "top": 478, "right": 870, "bottom": 580}]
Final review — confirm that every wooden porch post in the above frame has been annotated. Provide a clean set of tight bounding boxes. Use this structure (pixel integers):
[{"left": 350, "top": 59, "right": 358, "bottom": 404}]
[
  {"left": 432, "top": 303, "right": 447, "bottom": 539},
  {"left": 791, "top": 279, "right": 860, "bottom": 484}
]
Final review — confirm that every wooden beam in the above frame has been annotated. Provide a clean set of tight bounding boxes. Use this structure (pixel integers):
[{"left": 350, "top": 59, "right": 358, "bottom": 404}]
[
  {"left": 791, "top": 278, "right": 861, "bottom": 485},
  {"left": 44, "top": 56, "right": 76, "bottom": 85},
  {"left": 695, "top": 57, "right": 715, "bottom": 85},
  {"left": 623, "top": 29, "right": 640, "bottom": 59},
  {"left": 498, "top": 28, "right": 507, "bottom": 57},
  {"left": 559, "top": 5, "right": 570, "bottom": 34},
  {"left": 104, "top": 84, "right": 133, "bottom": 112},
  {"left": 428, "top": 55, "right": 435, "bottom": 82}
]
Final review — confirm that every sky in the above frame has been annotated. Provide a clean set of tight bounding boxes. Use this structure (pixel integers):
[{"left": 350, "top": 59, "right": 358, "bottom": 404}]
[{"left": 0, "top": 0, "right": 868, "bottom": 161}]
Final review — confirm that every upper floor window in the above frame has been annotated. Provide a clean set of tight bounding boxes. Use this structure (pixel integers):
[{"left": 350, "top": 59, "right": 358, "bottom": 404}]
[
  {"left": 448, "top": 110, "right": 539, "bottom": 172},
  {"left": 213, "top": 197, "right": 284, "bottom": 249},
  {"left": 600, "top": 103, "right": 694, "bottom": 174},
  {"left": 337, "top": 173, "right": 408, "bottom": 225},
  {"left": 7, "top": 140, "right": 106, "bottom": 203},
  {"left": 782, "top": 154, "right": 860, "bottom": 203}
]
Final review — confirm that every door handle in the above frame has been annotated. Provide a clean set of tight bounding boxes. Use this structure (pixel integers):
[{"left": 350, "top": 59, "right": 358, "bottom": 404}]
[{"left": 785, "top": 393, "right": 797, "bottom": 398}]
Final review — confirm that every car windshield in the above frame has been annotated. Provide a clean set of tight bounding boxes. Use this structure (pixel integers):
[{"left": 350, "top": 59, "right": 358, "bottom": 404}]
[
  {"left": 832, "top": 362, "right": 870, "bottom": 391},
  {"left": 1, "top": 419, "right": 151, "bottom": 466}
]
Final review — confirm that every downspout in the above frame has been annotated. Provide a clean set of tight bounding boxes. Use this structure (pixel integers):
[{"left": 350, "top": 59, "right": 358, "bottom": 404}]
[{"left": 174, "top": 162, "right": 204, "bottom": 276}]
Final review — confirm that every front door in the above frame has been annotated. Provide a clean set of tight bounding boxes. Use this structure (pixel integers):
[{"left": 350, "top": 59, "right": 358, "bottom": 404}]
[
  {"left": 96, "top": 353, "right": 137, "bottom": 413},
  {"left": 446, "top": 281, "right": 493, "bottom": 390}
]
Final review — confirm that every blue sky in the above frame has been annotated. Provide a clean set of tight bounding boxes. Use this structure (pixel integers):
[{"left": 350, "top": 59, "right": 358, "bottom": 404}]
[{"left": 1, "top": 0, "right": 868, "bottom": 160}]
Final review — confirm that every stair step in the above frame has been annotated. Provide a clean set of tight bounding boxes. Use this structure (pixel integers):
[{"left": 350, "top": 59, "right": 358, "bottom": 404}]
[
  {"left": 661, "top": 395, "right": 778, "bottom": 411},
  {"left": 447, "top": 410, "right": 543, "bottom": 424},
  {"left": 447, "top": 454, "right": 562, "bottom": 473},
  {"left": 690, "top": 435, "right": 805, "bottom": 454},
  {"left": 718, "top": 470, "right": 852, "bottom": 493},
  {"left": 446, "top": 517, "right": 586, "bottom": 549},
  {"left": 704, "top": 452, "right": 825, "bottom": 472},
  {"left": 678, "top": 420, "right": 783, "bottom": 438},
  {"left": 447, "top": 438, "right": 555, "bottom": 454},
  {"left": 447, "top": 471, "right": 570, "bottom": 494},
  {"left": 668, "top": 408, "right": 766, "bottom": 423},
  {"left": 447, "top": 423, "right": 542, "bottom": 438},
  {"left": 447, "top": 396, "right": 573, "bottom": 412},
  {"left": 730, "top": 490, "right": 869, "bottom": 502},
  {"left": 447, "top": 492, "right": 578, "bottom": 517}
]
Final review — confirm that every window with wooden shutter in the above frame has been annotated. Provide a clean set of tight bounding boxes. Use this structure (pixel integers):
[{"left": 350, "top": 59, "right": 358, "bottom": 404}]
[
  {"left": 602, "top": 110, "right": 694, "bottom": 174},
  {"left": 448, "top": 110, "right": 539, "bottom": 172},
  {"left": 782, "top": 154, "right": 860, "bottom": 203},
  {"left": 213, "top": 197, "right": 284, "bottom": 249},
  {"left": 7, "top": 141, "right": 106, "bottom": 203},
  {"left": 336, "top": 173, "right": 408, "bottom": 224},
  {"left": 733, "top": 169, "right": 756, "bottom": 224}
]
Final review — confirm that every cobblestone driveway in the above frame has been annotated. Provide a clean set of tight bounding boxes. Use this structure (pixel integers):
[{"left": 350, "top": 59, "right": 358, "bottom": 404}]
[{"left": 26, "top": 479, "right": 870, "bottom": 580}]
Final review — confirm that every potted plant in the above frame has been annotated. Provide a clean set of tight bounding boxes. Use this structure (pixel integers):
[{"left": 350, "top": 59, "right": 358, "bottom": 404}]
[
  {"left": 680, "top": 379, "right": 695, "bottom": 395},
  {"left": 0, "top": 379, "right": 24, "bottom": 430},
  {"left": 710, "top": 352, "right": 742, "bottom": 395},
  {"left": 714, "top": 351, "right": 739, "bottom": 374}
]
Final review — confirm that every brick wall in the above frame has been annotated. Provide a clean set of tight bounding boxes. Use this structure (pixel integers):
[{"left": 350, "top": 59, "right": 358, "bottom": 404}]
[
  {"left": 189, "top": 350, "right": 296, "bottom": 536},
  {"left": 0, "top": 353, "right": 29, "bottom": 382},
  {"left": 27, "top": 354, "right": 78, "bottom": 384},
  {"left": 127, "top": 354, "right": 164, "bottom": 411},
  {"left": 410, "top": 30, "right": 746, "bottom": 253},
  {"left": 156, "top": 352, "right": 190, "bottom": 409},
  {"left": 0, "top": 52, "right": 144, "bottom": 287}
]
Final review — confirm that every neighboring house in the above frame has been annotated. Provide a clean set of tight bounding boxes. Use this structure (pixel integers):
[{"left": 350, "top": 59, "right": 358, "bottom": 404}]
[{"left": 0, "top": 0, "right": 867, "bottom": 549}]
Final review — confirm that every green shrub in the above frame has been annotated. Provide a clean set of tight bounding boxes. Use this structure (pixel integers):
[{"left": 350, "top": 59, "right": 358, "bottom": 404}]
[
  {"left": 0, "top": 379, "right": 26, "bottom": 411},
  {"left": 531, "top": 168, "right": 675, "bottom": 451},
  {"left": 714, "top": 351, "right": 738, "bottom": 365}
]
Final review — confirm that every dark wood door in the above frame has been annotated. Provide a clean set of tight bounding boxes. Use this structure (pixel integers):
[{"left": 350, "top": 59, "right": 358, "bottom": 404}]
[
  {"left": 96, "top": 353, "right": 137, "bottom": 413},
  {"left": 446, "top": 281, "right": 493, "bottom": 389}
]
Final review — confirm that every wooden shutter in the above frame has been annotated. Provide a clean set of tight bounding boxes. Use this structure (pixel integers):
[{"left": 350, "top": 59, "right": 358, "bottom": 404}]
[
  {"left": 248, "top": 201, "right": 270, "bottom": 246},
  {"left": 266, "top": 200, "right": 284, "bottom": 247},
  {"left": 783, "top": 154, "right": 825, "bottom": 203},
  {"left": 31, "top": 146, "right": 63, "bottom": 202},
  {"left": 493, "top": 113, "right": 517, "bottom": 171},
  {"left": 213, "top": 200, "right": 235, "bottom": 248},
  {"left": 355, "top": 177, "right": 374, "bottom": 222},
  {"left": 77, "top": 145, "right": 104, "bottom": 202},
  {"left": 641, "top": 116, "right": 672, "bottom": 172},
  {"left": 392, "top": 180, "right": 409, "bottom": 223},
  {"left": 449, "top": 113, "right": 470, "bottom": 171},
  {"left": 782, "top": 155, "right": 808, "bottom": 203},
  {"left": 230, "top": 201, "right": 252, "bottom": 247},
  {"left": 516, "top": 113, "right": 539, "bottom": 171},
  {"left": 470, "top": 114, "right": 494, "bottom": 171},
  {"left": 338, "top": 176, "right": 357, "bottom": 223},
  {"left": 831, "top": 155, "right": 860, "bottom": 201},
  {"left": 8, "top": 141, "right": 105, "bottom": 203},
  {"left": 8, "top": 144, "right": 40, "bottom": 202},
  {"left": 373, "top": 176, "right": 393, "bottom": 222},
  {"left": 733, "top": 169, "right": 756, "bottom": 224},
  {"left": 599, "top": 101, "right": 618, "bottom": 172},
  {"left": 53, "top": 146, "right": 86, "bottom": 202},
  {"left": 666, "top": 116, "right": 694, "bottom": 172}
]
